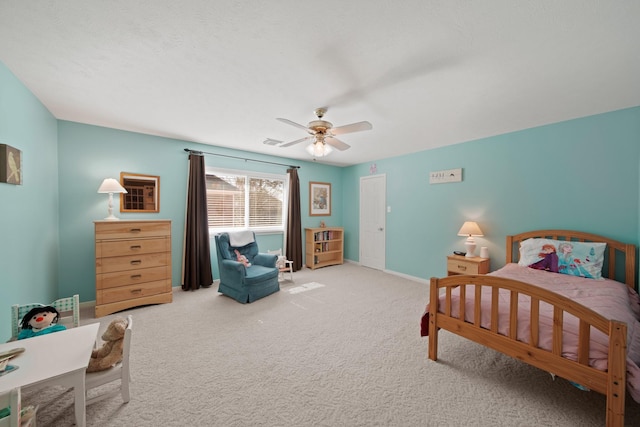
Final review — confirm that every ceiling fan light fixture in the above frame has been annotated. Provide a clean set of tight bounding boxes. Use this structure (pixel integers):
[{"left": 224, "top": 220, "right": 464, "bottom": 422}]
[
  {"left": 274, "top": 107, "right": 371, "bottom": 155},
  {"left": 306, "top": 140, "right": 333, "bottom": 157}
]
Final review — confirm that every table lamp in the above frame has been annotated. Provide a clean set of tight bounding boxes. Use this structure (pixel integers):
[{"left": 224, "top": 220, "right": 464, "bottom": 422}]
[
  {"left": 97, "top": 178, "right": 127, "bottom": 220},
  {"left": 457, "top": 221, "right": 483, "bottom": 257}
]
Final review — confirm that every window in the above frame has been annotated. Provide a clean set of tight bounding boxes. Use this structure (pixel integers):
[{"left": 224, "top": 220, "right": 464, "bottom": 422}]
[{"left": 205, "top": 168, "right": 287, "bottom": 232}]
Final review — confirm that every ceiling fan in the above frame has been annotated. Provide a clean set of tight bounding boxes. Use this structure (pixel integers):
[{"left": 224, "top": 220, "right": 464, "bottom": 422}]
[{"left": 265, "top": 108, "right": 372, "bottom": 157}]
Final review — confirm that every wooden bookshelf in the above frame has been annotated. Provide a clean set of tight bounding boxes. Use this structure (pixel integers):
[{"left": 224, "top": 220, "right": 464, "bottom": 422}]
[{"left": 305, "top": 227, "right": 344, "bottom": 270}]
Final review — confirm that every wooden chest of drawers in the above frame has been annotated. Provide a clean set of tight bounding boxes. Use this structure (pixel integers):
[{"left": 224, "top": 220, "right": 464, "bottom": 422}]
[{"left": 95, "top": 220, "right": 172, "bottom": 317}]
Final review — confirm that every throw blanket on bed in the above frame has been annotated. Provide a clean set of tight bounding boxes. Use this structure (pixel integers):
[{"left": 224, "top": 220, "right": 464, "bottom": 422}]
[
  {"left": 420, "top": 263, "right": 640, "bottom": 402},
  {"left": 228, "top": 230, "right": 255, "bottom": 247}
]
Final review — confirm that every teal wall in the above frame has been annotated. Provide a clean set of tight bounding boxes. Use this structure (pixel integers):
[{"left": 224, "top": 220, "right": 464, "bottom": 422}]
[
  {"left": 56, "top": 121, "right": 344, "bottom": 303},
  {"left": 0, "top": 62, "right": 59, "bottom": 334},
  {"left": 343, "top": 107, "right": 640, "bottom": 279},
  {"left": 2, "top": 59, "right": 639, "bottom": 341}
]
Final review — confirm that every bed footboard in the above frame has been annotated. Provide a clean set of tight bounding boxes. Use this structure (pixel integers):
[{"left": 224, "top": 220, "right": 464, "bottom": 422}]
[{"left": 428, "top": 274, "right": 627, "bottom": 427}]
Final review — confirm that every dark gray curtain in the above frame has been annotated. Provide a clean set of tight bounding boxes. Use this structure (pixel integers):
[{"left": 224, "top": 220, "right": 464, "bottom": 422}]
[
  {"left": 286, "top": 168, "right": 303, "bottom": 271},
  {"left": 182, "top": 154, "right": 213, "bottom": 290}
]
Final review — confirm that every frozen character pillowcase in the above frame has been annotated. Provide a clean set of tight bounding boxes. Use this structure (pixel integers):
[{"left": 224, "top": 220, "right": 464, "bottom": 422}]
[{"left": 518, "top": 238, "right": 606, "bottom": 280}]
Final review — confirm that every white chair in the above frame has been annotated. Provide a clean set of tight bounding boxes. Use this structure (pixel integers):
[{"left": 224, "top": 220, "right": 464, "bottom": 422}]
[
  {"left": 0, "top": 388, "right": 36, "bottom": 427},
  {"left": 11, "top": 295, "right": 80, "bottom": 340},
  {"left": 0, "top": 388, "right": 20, "bottom": 427},
  {"left": 86, "top": 315, "right": 133, "bottom": 405},
  {"left": 267, "top": 249, "right": 294, "bottom": 282}
]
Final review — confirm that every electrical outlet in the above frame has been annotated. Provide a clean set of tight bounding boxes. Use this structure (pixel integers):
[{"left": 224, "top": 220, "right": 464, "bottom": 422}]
[{"left": 429, "top": 168, "right": 462, "bottom": 184}]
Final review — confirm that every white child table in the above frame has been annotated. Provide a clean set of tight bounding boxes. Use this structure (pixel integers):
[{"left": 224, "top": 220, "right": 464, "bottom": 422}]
[{"left": 0, "top": 323, "right": 100, "bottom": 427}]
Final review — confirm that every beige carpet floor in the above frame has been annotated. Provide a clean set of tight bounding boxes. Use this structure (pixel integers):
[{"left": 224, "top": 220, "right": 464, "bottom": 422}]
[{"left": 22, "top": 263, "right": 640, "bottom": 426}]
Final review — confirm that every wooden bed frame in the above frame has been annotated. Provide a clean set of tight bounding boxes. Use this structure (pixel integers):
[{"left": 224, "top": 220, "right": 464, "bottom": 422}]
[{"left": 428, "top": 230, "right": 636, "bottom": 427}]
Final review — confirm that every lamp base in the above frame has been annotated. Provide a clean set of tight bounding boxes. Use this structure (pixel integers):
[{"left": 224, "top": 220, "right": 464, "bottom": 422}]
[
  {"left": 465, "top": 239, "right": 477, "bottom": 258},
  {"left": 103, "top": 192, "right": 120, "bottom": 220}
]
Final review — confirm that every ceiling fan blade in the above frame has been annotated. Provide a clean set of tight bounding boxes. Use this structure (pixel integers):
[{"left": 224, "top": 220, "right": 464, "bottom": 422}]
[
  {"left": 324, "top": 136, "right": 350, "bottom": 151},
  {"left": 276, "top": 118, "right": 310, "bottom": 132},
  {"left": 330, "top": 121, "right": 372, "bottom": 135},
  {"left": 263, "top": 138, "right": 283, "bottom": 146},
  {"left": 280, "top": 136, "right": 312, "bottom": 147}
]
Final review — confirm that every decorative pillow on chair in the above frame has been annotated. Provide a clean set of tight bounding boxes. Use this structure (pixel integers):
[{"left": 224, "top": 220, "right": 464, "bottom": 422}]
[{"left": 518, "top": 238, "right": 606, "bottom": 279}]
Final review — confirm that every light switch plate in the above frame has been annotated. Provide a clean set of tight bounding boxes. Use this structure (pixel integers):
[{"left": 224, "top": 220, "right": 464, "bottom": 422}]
[{"left": 429, "top": 168, "right": 462, "bottom": 184}]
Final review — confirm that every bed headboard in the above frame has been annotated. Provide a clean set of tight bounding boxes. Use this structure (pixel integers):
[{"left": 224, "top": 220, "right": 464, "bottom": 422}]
[{"left": 506, "top": 230, "right": 636, "bottom": 289}]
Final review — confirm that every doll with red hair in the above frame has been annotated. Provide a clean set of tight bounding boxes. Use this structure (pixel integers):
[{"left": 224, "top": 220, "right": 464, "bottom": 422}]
[{"left": 528, "top": 244, "right": 559, "bottom": 273}]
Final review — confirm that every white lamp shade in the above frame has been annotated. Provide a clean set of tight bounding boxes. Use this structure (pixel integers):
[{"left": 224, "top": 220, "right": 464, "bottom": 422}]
[
  {"left": 457, "top": 221, "right": 483, "bottom": 258},
  {"left": 457, "top": 221, "right": 483, "bottom": 237},
  {"left": 97, "top": 178, "right": 127, "bottom": 194},
  {"left": 98, "top": 178, "right": 127, "bottom": 221}
]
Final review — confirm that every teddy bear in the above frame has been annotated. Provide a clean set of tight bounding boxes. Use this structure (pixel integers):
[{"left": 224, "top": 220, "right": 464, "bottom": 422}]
[{"left": 87, "top": 317, "right": 128, "bottom": 373}]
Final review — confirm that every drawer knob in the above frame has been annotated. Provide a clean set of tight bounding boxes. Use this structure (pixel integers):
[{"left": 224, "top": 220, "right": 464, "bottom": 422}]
[
  {"left": 130, "top": 274, "right": 142, "bottom": 279},
  {"left": 457, "top": 265, "right": 467, "bottom": 271},
  {"left": 130, "top": 245, "right": 142, "bottom": 250},
  {"left": 131, "top": 288, "right": 142, "bottom": 294},
  {"left": 130, "top": 228, "right": 142, "bottom": 233},
  {"left": 130, "top": 260, "right": 142, "bottom": 265}
]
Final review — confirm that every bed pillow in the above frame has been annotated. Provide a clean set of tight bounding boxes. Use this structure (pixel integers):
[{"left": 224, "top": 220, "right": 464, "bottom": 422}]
[{"left": 518, "top": 238, "right": 606, "bottom": 280}]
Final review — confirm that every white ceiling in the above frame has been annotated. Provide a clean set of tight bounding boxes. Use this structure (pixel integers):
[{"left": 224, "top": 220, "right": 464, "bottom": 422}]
[{"left": 1, "top": 1, "right": 638, "bottom": 166}]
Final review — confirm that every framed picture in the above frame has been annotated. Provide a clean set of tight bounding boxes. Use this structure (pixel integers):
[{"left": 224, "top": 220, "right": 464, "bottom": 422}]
[
  {"left": 0, "top": 144, "right": 22, "bottom": 185},
  {"left": 309, "top": 181, "right": 331, "bottom": 216},
  {"left": 120, "top": 172, "right": 160, "bottom": 213}
]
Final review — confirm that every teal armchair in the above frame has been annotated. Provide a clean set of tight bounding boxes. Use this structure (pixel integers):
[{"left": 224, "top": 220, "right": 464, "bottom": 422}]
[{"left": 214, "top": 232, "right": 280, "bottom": 303}]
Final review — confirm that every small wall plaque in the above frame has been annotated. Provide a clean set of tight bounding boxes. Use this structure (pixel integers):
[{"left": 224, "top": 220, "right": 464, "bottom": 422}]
[
  {"left": 429, "top": 168, "right": 462, "bottom": 184},
  {"left": 0, "top": 144, "right": 22, "bottom": 185}
]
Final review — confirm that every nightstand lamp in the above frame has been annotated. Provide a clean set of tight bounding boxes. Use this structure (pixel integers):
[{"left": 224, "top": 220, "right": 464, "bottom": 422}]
[
  {"left": 98, "top": 178, "right": 128, "bottom": 220},
  {"left": 457, "top": 221, "right": 484, "bottom": 258}
]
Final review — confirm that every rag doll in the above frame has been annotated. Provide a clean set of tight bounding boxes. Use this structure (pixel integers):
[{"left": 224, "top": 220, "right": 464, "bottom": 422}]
[
  {"left": 234, "top": 249, "right": 251, "bottom": 267},
  {"left": 18, "top": 306, "right": 66, "bottom": 340}
]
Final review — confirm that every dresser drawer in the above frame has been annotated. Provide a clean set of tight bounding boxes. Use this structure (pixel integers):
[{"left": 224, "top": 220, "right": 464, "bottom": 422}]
[
  {"left": 95, "top": 221, "right": 170, "bottom": 240},
  {"left": 97, "top": 279, "right": 171, "bottom": 305},
  {"left": 446, "top": 256, "right": 489, "bottom": 275},
  {"left": 96, "top": 237, "right": 169, "bottom": 258},
  {"left": 97, "top": 266, "right": 170, "bottom": 289},
  {"left": 96, "top": 252, "right": 170, "bottom": 274}
]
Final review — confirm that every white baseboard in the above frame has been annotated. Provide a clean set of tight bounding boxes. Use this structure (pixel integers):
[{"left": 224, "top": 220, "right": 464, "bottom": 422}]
[
  {"left": 382, "top": 269, "right": 429, "bottom": 285},
  {"left": 345, "top": 259, "right": 429, "bottom": 285},
  {"left": 80, "top": 300, "right": 95, "bottom": 309}
]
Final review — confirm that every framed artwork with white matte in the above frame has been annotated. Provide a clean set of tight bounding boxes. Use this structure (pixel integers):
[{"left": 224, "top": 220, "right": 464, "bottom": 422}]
[{"left": 309, "top": 181, "right": 331, "bottom": 216}]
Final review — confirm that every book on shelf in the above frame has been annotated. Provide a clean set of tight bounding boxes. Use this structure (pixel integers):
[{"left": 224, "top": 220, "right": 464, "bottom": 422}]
[
  {"left": 314, "top": 242, "right": 330, "bottom": 252},
  {"left": 314, "top": 230, "right": 338, "bottom": 241}
]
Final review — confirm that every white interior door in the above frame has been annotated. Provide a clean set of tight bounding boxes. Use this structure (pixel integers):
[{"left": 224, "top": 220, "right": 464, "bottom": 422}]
[{"left": 359, "top": 174, "right": 386, "bottom": 270}]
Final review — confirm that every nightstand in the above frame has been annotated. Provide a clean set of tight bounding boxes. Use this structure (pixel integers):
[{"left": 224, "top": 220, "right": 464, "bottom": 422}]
[{"left": 447, "top": 255, "right": 490, "bottom": 276}]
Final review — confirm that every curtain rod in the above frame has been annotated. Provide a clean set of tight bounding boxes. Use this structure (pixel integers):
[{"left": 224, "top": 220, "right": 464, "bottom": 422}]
[{"left": 184, "top": 148, "right": 300, "bottom": 169}]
